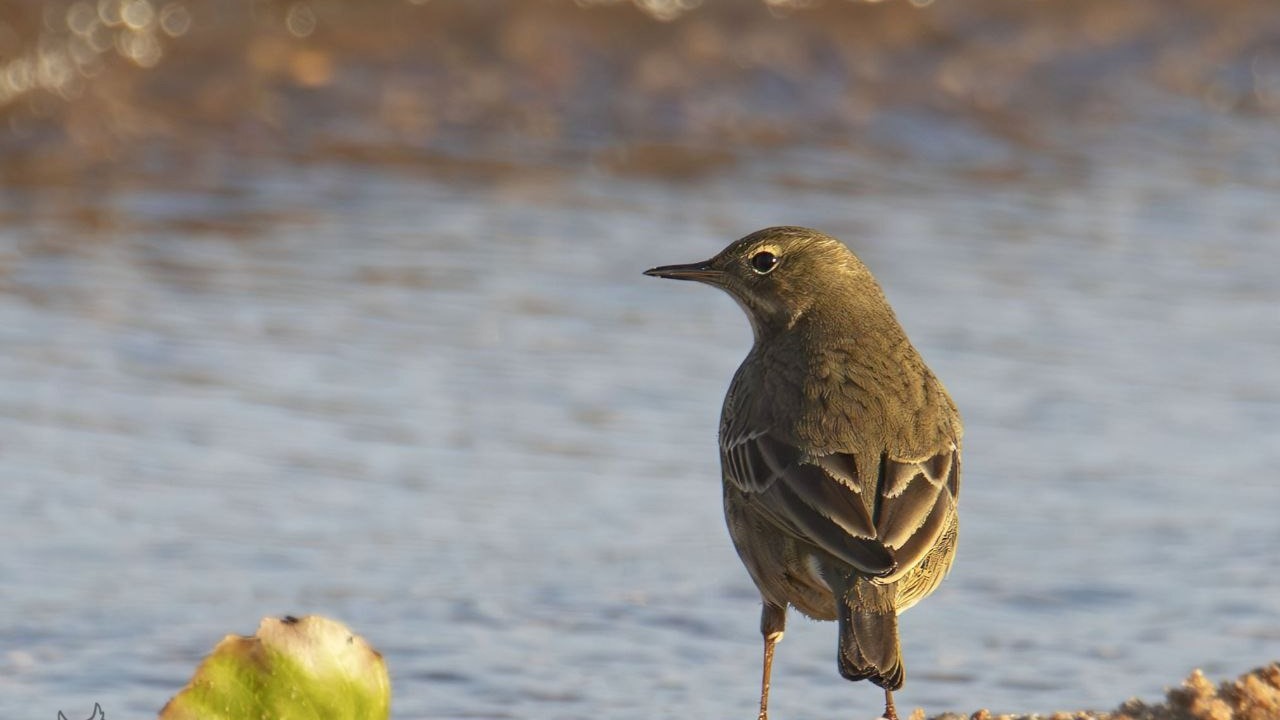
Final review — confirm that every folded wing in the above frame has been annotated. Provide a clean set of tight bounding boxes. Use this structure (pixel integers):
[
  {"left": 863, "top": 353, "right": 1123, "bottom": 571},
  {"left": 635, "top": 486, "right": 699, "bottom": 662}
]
[{"left": 722, "top": 430, "right": 959, "bottom": 582}]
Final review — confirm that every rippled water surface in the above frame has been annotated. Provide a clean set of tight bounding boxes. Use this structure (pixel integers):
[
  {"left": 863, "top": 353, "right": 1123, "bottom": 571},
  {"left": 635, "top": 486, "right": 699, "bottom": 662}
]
[{"left": 2, "top": 2, "right": 1279, "bottom": 718}]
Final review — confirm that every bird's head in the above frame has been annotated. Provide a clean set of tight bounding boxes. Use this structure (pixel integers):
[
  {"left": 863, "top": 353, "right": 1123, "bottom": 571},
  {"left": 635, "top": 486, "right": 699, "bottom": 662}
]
[{"left": 645, "top": 226, "right": 887, "bottom": 341}]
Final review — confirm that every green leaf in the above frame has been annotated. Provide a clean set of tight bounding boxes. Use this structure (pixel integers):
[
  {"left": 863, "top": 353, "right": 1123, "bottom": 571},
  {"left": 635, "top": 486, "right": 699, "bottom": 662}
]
[{"left": 159, "top": 615, "right": 391, "bottom": 720}]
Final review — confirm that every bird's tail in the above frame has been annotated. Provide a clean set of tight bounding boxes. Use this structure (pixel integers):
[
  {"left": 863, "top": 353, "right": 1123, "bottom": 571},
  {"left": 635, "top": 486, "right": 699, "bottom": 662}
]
[{"left": 836, "top": 577, "right": 904, "bottom": 691}]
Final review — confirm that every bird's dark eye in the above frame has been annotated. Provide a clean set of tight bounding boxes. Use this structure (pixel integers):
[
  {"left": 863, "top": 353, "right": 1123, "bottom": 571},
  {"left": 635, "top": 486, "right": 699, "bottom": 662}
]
[{"left": 750, "top": 251, "right": 779, "bottom": 274}]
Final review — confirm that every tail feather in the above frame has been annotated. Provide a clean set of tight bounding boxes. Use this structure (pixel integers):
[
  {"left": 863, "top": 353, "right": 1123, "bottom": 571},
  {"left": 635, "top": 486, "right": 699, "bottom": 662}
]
[{"left": 836, "top": 577, "right": 903, "bottom": 691}]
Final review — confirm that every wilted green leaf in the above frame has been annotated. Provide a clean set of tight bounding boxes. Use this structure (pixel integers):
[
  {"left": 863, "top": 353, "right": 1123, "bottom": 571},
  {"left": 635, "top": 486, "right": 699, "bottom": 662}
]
[{"left": 159, "top": 615, "right": 390, "bottom": 720}]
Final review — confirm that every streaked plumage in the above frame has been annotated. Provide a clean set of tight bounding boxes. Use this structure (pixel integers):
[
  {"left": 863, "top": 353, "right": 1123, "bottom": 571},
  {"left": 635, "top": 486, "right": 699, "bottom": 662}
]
[{"left": 645, "top": 227, "right": 963, "bottom": 720}]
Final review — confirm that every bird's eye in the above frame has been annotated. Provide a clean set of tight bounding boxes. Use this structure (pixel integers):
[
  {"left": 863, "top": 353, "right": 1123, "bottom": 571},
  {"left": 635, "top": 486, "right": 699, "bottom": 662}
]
[{"left": 750, "top": 251, "right": 779, "bottom": 274}]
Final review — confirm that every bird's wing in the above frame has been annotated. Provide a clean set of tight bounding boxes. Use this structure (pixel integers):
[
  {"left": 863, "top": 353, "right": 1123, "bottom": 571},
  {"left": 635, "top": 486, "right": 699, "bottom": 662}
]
[
  {"left": 873, "top": 445, "right": 960, "bottom": 583},
  {"left": 721, "top": 430, "right": 960, "bottom": 581},
  {"left": 722, "top": 430, "right": 895, "bottom": 576}
]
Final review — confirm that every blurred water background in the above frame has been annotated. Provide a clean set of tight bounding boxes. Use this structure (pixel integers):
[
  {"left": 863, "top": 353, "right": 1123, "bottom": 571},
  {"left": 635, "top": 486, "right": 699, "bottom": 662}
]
[{"left": 2, "top": 0, "right": 1279, "bottom": 718}]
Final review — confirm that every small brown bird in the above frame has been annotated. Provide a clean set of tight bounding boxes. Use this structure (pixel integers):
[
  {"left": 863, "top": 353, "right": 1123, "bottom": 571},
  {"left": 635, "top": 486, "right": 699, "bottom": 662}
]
[{"left": 645, "top": 227, "right": 962, "bottom": 720}]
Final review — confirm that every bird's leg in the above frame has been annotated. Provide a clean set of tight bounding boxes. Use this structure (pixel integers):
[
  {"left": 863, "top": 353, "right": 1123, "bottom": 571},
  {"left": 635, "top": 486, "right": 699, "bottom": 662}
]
[
  {"left": 882, "top": 688, "right": 899, "bottom": 720},
  {"left": 758, "top": 602, "right": 786, "bottom": 720}
]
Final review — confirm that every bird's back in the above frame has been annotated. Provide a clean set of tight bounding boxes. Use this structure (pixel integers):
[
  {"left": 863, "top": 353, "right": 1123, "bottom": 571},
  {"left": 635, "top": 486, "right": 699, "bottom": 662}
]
[{"left": 719, "top": 326, "right": 962, "bottom": 607}]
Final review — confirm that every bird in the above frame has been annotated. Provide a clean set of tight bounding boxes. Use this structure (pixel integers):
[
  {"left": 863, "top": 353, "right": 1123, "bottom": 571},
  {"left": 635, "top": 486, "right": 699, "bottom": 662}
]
[{"left": 644, "top": 226, "right": 962, "bottom": 720}]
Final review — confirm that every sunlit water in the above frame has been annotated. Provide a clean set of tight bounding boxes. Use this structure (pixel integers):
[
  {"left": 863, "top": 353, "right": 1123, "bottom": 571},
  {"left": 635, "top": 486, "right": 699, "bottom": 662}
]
[{"left": 3, "top": 3, "right": 1280, "bottom": 719}]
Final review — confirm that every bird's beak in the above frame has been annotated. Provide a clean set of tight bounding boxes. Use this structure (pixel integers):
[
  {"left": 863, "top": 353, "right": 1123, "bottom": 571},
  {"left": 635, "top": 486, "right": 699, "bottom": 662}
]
[{"left": 643, "top": 260, "right": 723, "bottom": 284}]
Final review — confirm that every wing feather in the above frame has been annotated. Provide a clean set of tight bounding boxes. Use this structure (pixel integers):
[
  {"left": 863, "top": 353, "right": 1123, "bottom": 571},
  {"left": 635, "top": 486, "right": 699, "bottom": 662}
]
[
  {"left": 875, "top": 448, "right": 960, "bottom": 582},
  {"left": 723, "top": 428, "right": 960, "bottom": 583}
]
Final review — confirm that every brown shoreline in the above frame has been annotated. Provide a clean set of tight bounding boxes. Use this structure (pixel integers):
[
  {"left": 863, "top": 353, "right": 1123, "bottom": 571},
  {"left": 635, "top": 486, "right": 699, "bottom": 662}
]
[
  {"left": 2, "top": 0, "right": 1277, "bottom": 185},
  {"left": 923, "top": 663, "right": 1280, "bottom": 720}
]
